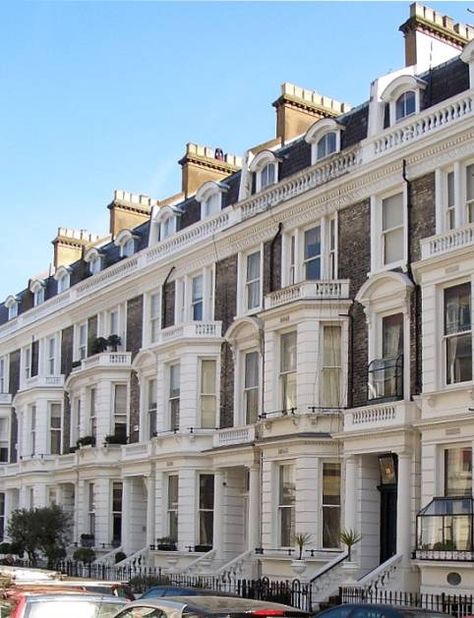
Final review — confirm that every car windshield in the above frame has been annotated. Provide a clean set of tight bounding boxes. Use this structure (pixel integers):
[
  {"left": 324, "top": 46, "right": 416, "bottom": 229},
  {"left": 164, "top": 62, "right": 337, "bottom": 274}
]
[{"left": 25, "top": 599, "right": 125, "bottom": 618}]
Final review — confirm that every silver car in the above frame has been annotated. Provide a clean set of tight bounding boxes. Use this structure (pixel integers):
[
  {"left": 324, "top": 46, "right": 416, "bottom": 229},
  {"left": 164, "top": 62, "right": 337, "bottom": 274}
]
[{"left": 1, "top": 591, "right": 127, "bottom": 618}]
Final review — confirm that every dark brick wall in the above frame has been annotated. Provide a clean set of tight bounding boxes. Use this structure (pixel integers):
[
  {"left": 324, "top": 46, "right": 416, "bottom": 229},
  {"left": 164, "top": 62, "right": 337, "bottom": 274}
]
[
  {"left": 338, "top": 199, "right": 371, "bottom": 408},
  {"left": 263, "top": 235, "right": 282, "bottom": 295},
  {"left": 31, "top": 340, "right": 39, "bottom": 377},
  {"left": 87, "top": 315, "right": 97, "bottom": 357},
  {"left": 279, "top": 140, "right": 312, "bottom": 180},
  {"left": 409, "top": 172, "right": 436, "bottom": 263},
  {"left": 61, "top": 326, "right": 74, "bottom": 376},
  {"left": 162, "top": 281, "right": 175, "bottom": 329},
  {"left": 215, "top": 255, "right": 237, "bottom": 334},
  {"left": 126, "top": 295, "right": 143, "bottom": 359},
  {"left": 180, "top": 199, "right": 200, "bottom": 230},
  {"left": 129, "top": 371, "right": 140, "bottom": 443},
  {"left": 219, "top": 342, "right": 234, "bottom": 428},
  {"left": 63, "top": 393, "right": 71, "bottom": 454},
  {"left": 9, "top": 350, "right": 20, "bottom": 463}
]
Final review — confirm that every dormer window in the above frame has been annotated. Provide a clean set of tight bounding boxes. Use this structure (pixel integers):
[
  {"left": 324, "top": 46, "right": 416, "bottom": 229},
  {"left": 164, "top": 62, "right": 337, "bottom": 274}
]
[
  {"left": 114, "top": 229, "right": 138, "bottom": 258},
  {"left": 380, "top": 74, "right": 426, "bottom": 127},
  {"left": 54, "top": 266, "right": 71, "bottom": 293},
  {"left": 84, "top": 248, "right": 103, "bottom": 275},
  {"left": 196, "top": 181, "right": 228, "bottom": 220},
  {"left": 5, "top": 296, "right": 19, "bottom": 320},
  {"left": 249, "top": 151, "right": 279, "bottom": 193},
  {"left": 29, "top": 280, "right": 45, "bottom": 307},
  {"left": 316, "top": 132, "right": 337, "bottom": 160},
  {"left": 395, "top": 91, "right": 416, "bottom": 122},
  {"left": 148, "top": 204, "right": 181, "bottom": 246},
  {"left": 305, "top": 119, "right": 344, "bottom": 165}
]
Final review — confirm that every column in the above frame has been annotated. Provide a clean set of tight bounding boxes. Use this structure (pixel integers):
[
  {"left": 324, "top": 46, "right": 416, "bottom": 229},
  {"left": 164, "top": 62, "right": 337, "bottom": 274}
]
[
  {"left": 145, "top": 472, "right": 156, "bottom": 547},
  {"left": 344, "top": 455, "right": 358, "bottom": 530},
  {"left": 121, "top": 477, "right": 132, "bottom": 554},
  {"left": 248, "top": 464, "right": 260, "bottom": 551},
  {"left": 396, "top": 451, "right": 412, "bottom": 564},
  {"left": 213, "top": 470, "right": 225, "bottom": 559}
]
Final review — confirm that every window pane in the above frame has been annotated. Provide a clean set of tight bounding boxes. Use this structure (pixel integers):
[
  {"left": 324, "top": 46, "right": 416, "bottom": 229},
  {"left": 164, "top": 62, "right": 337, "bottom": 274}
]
[
  {"left": 245, "top": 352, "right": 258, "bottom": 389},
  {"left": 445, "top": 448, "right": 472, "bottom": 497},
  {"left": 382, "top": 314, "right": 403, "bottom": 358},
  {"left": 446, "top": 334, "right": 472, "bottom": 384},
  {"left": 447, "top": 171, "right": 455, "bottom": 207},
  {"left": 445, "top": 284, "right": 471, "bottom": 335},
  {"left": 466, "top": 164, "right": 474, "bottom": 201},
  {"left": 323, "top": 463, "right": 341, "bottom": 506},
  {"left": 382, "top": 194, "right": 403, "bottom": 229},
  {"left": 201, "top": 360, "right": 216, "bottom": 393},
  {"left": 304, "top": 227, "right": 321, "bottom": 259},
  {"left": 247, "top": 252, "right": 260, "bottom": 281},
  {"left": 170, "top": 365, "right": 180, "bottom": 395},
  {"left": 384, "top": 227, "right": 404, "bottom": 264},
  {"left": 199, "top": 474, "right": 214, "bottom": 508},
  {"left": 281, "top": 332, "right": 296, "bottom": 372}
]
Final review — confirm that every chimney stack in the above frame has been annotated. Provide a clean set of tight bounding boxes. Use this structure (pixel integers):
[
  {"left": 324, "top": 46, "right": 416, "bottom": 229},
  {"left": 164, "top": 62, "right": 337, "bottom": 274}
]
[
  {"left": 108, "top": 190, "right": 158, "bottom": 239},
  {"left": 273, "top": 83, "right": 350, "bottom": 144},
  {"left": 400, "top": 3, "right": 474, "bottom": 71},
  {"left": 179, "top": 143, "right": 241, "bottom": 198},
  {"left": 52, "top": 228, "right": 101, "bottom": 269}
]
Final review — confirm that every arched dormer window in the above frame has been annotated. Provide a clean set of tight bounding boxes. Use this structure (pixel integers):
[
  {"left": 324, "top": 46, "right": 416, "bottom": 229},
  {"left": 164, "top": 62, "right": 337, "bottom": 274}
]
[
  {"left": 5, "top": 295, "right": 19, "bottom": 320},
  {"left": 54, "top": 266, "right": 71, "bottom": 293},
  {"left": 148, "top": 204, "right": 181, "bottom": 246},
  {"left": 29, "top": 278, "right": 45, "bottom": 307},
  {"left": 305, "top": 119, "right": 344, "bottom": 165},
  {"left": 380, "top": 74, "right": 426, "bottom": 126},
  {"left": 249, "top": 151, "right": 279, "bottom": 193},
  {"left": 196, "top": 181, "right": 229, "bottom": 220},
  {"left": 84, "top": 247, "right": 103, "bottom": 275},
  {"left": 114, "top": 229, "right": 138, "bottom": 258}
]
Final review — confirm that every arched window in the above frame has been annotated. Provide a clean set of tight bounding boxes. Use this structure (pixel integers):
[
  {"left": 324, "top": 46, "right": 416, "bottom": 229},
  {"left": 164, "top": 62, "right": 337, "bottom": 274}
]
[
  {"left": 29, "top": 279, "right": 45, "bottom": 306},
  {"left": 54, "top": 266, "right": 71, "bottom": 293},
  {"left": 316, "top": 132, "right": 337, "bottom": 160},
  {"left": 196, "top": 181, "right": 228, "bottom": 220},
  {"left": 5, "top": 295, "right": 19, "bottom": 320},
  {"left": 395, "top": 91, "right": 416, "bottom": 122},
  {"left": 148, "top": 204, "right": 182, "bottom": 246},
  {"left": 114, "top": 229, "right": 138, "bottom": 258},
  {"left": 84, "top": 248, "right": 103, "bottom": 275},
  {"left": 249, "top": 151, "right": 279, "bottom": 193}
]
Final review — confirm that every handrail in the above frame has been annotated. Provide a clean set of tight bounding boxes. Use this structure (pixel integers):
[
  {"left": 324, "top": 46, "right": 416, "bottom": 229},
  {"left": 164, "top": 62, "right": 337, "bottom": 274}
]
[
  {"left": 179, "top": 548, "right": 216, "bottom": 574},
  {"left": 356, "top": 552, "right": 402, "bottom": 590},
  {"left": 310, "top": 550, "right": 348, "bottom": 583}
]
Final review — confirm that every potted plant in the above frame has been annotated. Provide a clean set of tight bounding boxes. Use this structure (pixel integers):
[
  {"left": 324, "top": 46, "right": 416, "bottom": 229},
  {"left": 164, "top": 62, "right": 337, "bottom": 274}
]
[
  {"left": 76, "top": 435, "right": 96, "bottom": 448},
  {"left": 107, "top": 334, "right": 122, "bottom": 352},
  {"left": 79, "top": 533, "right": 95, "bottom": 549},
  {"left": 104, "top": 433, "right": 128, "bottom": 445},
  {"left": 71, "top": 360, "right": 82, "bottom": 369},
  {"left": 91, "top": 336, "right": 109, "bottom": 354},
  {"left": 340, "top": 528, "right": 361, "bottom": 561},
  {"left": 293, "top": 531, "right": 312, "bottom": 560},
  {"left": 156, "top": 536, "right": 177, "bottom": 551},
  {"left": 194, "top": 544, "right": 212, "bottom": 553}
]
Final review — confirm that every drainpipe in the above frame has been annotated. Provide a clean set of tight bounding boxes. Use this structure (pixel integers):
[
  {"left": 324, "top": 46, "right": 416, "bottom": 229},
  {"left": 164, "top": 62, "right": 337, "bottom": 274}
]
[
  {"left": 161, "top": 266, "right": 175, "bottom": 328},
  {"left": 269, "top": 223, "right": 283, "bottom": 293},
  {"left": 402, "top": 159, "right": 421, "bottom": 396}
]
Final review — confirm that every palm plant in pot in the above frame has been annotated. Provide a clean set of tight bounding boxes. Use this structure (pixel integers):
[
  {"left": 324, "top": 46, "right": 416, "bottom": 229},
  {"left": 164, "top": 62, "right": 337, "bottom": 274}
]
[
  {"left": 290, "top": 532, "right": 312, "bottom": 575},
  {"left": 340, "top": 528, "right": 361, "bottom": 561}
]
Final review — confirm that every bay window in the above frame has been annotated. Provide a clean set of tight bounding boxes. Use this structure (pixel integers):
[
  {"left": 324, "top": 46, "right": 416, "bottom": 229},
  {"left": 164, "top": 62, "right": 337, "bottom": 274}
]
[
  {"left": 89, "top": 387, "right": 97, "bottom": 439},
  {"left": 47, "top": 336, "right": 56, "bottom": 375},
  {"left": 88, "top": 482, "right": 96, "bottom": 537},
  {"left": 199, "top": 474, "right": 214, "bottom": 547},
  {"left": 192, "top": 275, "right": 204, "bottom": 321},
  {"left": 168, "top": 475, "right": 178, "bottom": 541},
  {"left": 200, "top": 360, "right": 217, "bottom": 428},
  {"left": 444, "top": 283, "right": 472, "bottom": 385},
  {"left": 169, "top": 364, "right": 180, "bottom": 431},
  {"left": 113, "top": 384, "right": 127, "bottom": 439},
  {"left": 50, "top": 403, "right": 62, "bottom": 455},
  {"left": 244, "top": 351, "right": 259, "bottom": 424},
  {"left": 322, "top": 462, "right": 341, "bottom": 548},
  {"left": 320, "top": 325, "right": 342, "bottom": 407},
  {"left": 280, "top": 332, "right": 297, "bottom": 411},
  {"left": 304, "top": 226, "right": 321, "bottom": 280},
  {"left": 147, "top": 378, "right": 157, "bottom": 438},
  {"left": 278, "top": 464, "right": 295, "bottom": 547}
]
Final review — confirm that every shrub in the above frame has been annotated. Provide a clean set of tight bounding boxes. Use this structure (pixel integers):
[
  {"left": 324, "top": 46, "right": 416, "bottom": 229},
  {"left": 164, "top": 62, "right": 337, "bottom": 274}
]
[
  {"left": 115, "top": 551, "right": 126, "bottom": 563},
  {"left": 73, "top": 547, "right": 96, "bottom": 563}
]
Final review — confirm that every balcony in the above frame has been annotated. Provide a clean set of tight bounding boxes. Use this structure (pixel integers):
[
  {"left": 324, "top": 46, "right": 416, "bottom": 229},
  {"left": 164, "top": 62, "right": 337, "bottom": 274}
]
[
  {"left": 213, "top": 425, "right": 256, "bottom": 448},
  {"left": 420, "top": 222, "right": 474, "bottom": 260},
  {"left": 264, "top": 280, "right": 350, "bottom": 310},
  {"left": 157, "top": 321, "right": 222, "bottom": 346},
  {"left": 344, "top": 399, "right": 418, "bottom": 432},
  {"left": 72, "top": 352, "right": 132, "bottom": 373},
  {"left": 367, "top": 354, "right": 403, "bottom": 402},
  {"left": 415, "top": 497, "right": 474, "bottom": 561},
  {"left": 24, "top": 375, "right": 65, "bottom": 389}
]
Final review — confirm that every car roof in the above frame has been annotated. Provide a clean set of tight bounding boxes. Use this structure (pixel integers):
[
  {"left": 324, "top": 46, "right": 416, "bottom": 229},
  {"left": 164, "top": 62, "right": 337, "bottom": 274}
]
[
  {"left": 319, "top": 605, "right": 447, "bottom": 616},
  {"left": 22, "top": 592, "right": 127, "bottom": 602},
  {"left": 127, "top": 595, "right": 307, "bottom": 612}
]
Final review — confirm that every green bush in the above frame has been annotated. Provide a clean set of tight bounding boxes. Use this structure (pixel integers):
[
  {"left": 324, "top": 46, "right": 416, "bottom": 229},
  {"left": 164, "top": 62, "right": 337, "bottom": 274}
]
[
  {"left": 73, "top": 547, "right": 96, "bottom": 563},
  {"left": 115, "top": 551, "right": 126, "bottom": 563}
]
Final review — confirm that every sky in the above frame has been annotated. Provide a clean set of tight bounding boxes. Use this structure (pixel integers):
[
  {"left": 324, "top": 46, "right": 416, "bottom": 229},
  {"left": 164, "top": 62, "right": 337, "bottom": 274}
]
[{"left": 0, "top": 0, "right": 472, "bottom": 301}]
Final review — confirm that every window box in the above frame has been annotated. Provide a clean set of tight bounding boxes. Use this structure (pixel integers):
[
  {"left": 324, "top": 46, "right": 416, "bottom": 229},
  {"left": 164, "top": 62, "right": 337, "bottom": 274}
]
[
  {"left": 156, "top": 537, "right": 177, "bottom": 551},
  {"left": 71, "top": 360, "right": 82, "bottom": 369},
  {"left": 76, "top": 435, "right": 96, "bottom": 448},
  {"left": 104, "top": 433, "right": 128, "bottom": 445},
  {"left": 194, "top": 544, "right": 212, "bottom": 553},
  {"left": 80, "top": 533, "right": 95, "bottom": 548}
]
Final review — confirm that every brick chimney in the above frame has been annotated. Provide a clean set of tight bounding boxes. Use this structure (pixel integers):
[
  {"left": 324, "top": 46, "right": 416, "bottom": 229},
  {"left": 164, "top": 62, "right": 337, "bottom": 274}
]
[
  {"left": 273, "top": 83, "right": 350, "bottom": 144},
  {"left": 52, "top": 228, "right": 102, "bottom": 269},
  {"left": 400, "top": 3, "right": 474, "bottom": 71},
  {"left": 108, "top": 190, "right": 158, "bottom": 239},
  {"left": 179, "top": 143, "right": 241, "bottom": 199}
]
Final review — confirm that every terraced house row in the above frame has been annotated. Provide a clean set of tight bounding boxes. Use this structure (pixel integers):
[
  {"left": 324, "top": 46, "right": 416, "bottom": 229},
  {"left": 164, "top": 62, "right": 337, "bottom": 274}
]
[{"left": 1, "top": 1, "right": 474, "bottom": 603}]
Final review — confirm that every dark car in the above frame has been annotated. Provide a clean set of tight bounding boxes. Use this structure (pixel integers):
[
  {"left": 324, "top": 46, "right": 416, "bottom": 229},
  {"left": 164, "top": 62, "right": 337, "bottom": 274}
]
[
  {"left": 113, "top": 595, "right": 309, "bottom": 618},
  {"left": 315, "top": 604, "right": 449, "bottom": 618},
  {"left": 140, "top": 586, "right": 234, "bottom": 599}
]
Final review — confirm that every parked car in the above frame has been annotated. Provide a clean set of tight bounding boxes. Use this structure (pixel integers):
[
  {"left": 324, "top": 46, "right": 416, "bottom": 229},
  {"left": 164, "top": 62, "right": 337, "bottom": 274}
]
[
  {"left": 3, "top": 580, "right": 134, "bottom": 601},
  {"left": 315, "top": 605, "right": 450, "bottom": 618},
  {"left": 0, "top": 591, "right": 127, "bottom": 618},
  {"left": 112, "top": 596, "right": 309, "bottom": 618},
  {"left": 140, "top": 586, "right": 235, "bottom": 599}
]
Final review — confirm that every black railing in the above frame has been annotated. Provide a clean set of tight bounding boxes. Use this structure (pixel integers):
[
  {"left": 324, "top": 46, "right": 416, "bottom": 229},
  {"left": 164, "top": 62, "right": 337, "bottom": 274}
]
[{"left": 367, "top": 354, "right": 403, "bottom": 401}]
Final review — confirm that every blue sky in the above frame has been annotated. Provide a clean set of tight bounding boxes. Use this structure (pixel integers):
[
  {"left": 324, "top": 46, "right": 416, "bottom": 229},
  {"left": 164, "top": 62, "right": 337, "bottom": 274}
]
[{"left": 0, "top": 1, "right": 471, "bottom": 300}]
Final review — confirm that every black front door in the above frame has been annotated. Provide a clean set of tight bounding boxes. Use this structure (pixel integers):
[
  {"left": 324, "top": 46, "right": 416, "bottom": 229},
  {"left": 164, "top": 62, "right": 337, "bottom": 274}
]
[{"left": 378, "top": 483, "right": 397, "bottom": 563}]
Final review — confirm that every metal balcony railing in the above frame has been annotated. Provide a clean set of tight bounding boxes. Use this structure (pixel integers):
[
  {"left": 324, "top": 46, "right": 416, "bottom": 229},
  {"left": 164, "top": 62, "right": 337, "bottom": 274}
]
[{"left": 367, "top": 354, "right": 403, "bottom": 401}]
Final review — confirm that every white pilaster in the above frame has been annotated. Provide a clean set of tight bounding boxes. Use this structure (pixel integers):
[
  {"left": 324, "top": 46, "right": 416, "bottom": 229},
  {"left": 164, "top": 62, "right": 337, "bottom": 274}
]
[
  {"left": 213, "top": 470, "right": 225, "bottom": 559},
  {"left": 248, "top": 464, "right": 260, "bottom": 551}
]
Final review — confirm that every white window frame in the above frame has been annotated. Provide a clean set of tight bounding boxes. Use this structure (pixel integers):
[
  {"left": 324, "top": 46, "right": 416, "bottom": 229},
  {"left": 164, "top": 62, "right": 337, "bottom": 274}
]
[
  {"left": 54, "top": 267, "right": 71, "bottom": 294},
  {"left": 279, "top": 330, "right": 297, "bottom": 412},
  {"left": 23, "top": 346, "right": 32, "bottom": 382},
  {"left": 277, "top": 463, "right": 295, "bottom": 547},
  {"left": 435, "top": 162, "right": 474, "bottom": 233},
  {"left": 30, "top": 404, "right": 36, "bottom": 456},
  {"left": 394, "top": 90, "right": 416, "bottom": 122},
  {"left": 49, "top": 402, "right": 62, "bottom": 455},
  {"left": 46, "top": 335, "right": 57, "bottom": 376},
  {"left": 30, "top": 281, "right": 45, "bottom": 307},
  {"left": 88, "top": 482, "right": 96, "bottom": 537},
  {"left": 167, "top": 474, "right": 179, "bottom": 541},
  {"left": 249, "top": 150, "right": 279, "bottom": 193},
  {"left": 370, "top": 188, "right": 407, "bottom": 274},
  {"left": 175, "top": 267, "right": 214, "bottom": 324},
  {"left": 0, "top": 417, "right": 9, "bottom": 464},
  {"left": 168, "top": 363, "right": 180, "bottom": 432},
  {"left": 89, "top": 387, "right": 97, "bottom": 438},
  {"left": 6, "top": 297, "right": 18, "bottom": 321},
  {"left": 114, "top": 229, "right": 137, "bottom": 258},
  {"left": 237, "top": 247, "right": 263, "bottom": 316},
  {"left": 149, "top": 290, "right": 161, "bottom": 344},
  {"left": 0, "top": 357, "right": 7, "bottom": 394},
  {"left": 199, "top": 358, "right": 217, "bottom": 429},
  {"left": 306, "top": 119, "right": 344, "bottom": 165},
  {"left": 147, "top": 377, "right": 157, "bottom": 439},
  {"left": 84, "top": 248, "right": 103, "bottom": 275},
  {"left": 321, "top": 461, "right": 341, "bottom": 549},
  {"left": 380, "top": 74, "right": 426, "bottom": 127},
  {"left": 281, "top": 216, "right": 337, "bottom": 287},
  {"left": 112, "top": 383, "right": 128, "bottom": 438},
  {"left": 198, "top": 473, "right": 214, "bottom": 547},
  {"left": 243, "top": 349, "right": 260, "bottom": 425},
  {"left": 75, "top": 322, "right": 88, "bottom": 361},
  {"left": 319, "top": 323, "right": 343, "bottom": 409},
  {"left": 442, "top": 281, "right": 472, "bottom": 387},
  {"left": 72, "top": 397, "right": 81, "bottom": 445}
]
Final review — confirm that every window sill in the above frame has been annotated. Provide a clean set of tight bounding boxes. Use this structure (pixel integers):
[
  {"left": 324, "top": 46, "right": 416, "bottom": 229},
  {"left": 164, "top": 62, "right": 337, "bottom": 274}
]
[{"left": 368, "top": 260, "right": 407, "bottom": 278}]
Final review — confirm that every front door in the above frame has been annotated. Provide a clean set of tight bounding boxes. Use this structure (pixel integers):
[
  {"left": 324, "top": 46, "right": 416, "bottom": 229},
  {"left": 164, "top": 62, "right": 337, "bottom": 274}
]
[{"left": 379, "top": 484, "right": 397, "bottom": 562}]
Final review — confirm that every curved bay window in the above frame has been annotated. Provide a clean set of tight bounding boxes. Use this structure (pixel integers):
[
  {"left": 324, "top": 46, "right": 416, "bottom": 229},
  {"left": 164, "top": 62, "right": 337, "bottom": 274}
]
[{"left": 416, "top": 497, "right": 474, "bottom": 560}]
